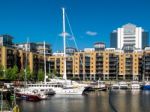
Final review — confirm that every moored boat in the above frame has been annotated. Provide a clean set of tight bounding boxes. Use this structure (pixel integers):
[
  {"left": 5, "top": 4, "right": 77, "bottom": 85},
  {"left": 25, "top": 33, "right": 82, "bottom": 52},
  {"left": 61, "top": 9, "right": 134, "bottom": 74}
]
[
  {"left": 141, "top": 81, "right": 150, "bottom": 90},
  {"left": 130, "top": 81, "right": 140, "bottom": 89},
  {"left": 90, "top": 80, "right": 107, "bottom": 91},
  {"left": 119, "top": 81, "right": 128, "bottom": 89},
  {"left": 111, "top": 82, "right": 119, "bottom": 89},
  {"left": 15, "top": 88, "right": 48, "bottom": 101}
]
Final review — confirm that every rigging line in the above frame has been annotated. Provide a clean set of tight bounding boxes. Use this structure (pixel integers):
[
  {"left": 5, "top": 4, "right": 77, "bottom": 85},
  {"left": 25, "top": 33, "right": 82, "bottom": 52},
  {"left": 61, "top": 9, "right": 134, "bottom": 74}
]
[
  {"left": 65, "top": 13, "right": 79, "bottom": 51},
  {"left": 65, "top": 12, "right": 84, "bottom": 66}
]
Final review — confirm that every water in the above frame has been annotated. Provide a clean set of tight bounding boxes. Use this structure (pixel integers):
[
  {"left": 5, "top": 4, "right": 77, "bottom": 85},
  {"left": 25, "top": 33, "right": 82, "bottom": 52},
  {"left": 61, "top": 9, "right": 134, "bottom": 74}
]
[{"left": 17, "top": 90, "right": 150, "bottom": 112}]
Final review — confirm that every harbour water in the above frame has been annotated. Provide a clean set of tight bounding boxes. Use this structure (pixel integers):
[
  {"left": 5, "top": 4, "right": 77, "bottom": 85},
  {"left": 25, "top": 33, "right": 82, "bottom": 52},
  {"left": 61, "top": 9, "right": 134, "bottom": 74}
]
[{"left": 17, "top": 90, "right": 150, "bottom": 112}]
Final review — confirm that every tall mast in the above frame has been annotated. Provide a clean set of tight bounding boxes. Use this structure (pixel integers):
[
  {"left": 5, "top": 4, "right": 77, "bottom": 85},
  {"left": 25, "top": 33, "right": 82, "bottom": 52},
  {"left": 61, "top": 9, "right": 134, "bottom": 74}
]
[
  {"left": 44, "top": 41, "right": 47, "bottom": 84},
  {"left": 24, "top": 38, "right": 29, "bottom": 87},
  {"left": 62, "top": 8, "right": 67, "bottom": 80}
]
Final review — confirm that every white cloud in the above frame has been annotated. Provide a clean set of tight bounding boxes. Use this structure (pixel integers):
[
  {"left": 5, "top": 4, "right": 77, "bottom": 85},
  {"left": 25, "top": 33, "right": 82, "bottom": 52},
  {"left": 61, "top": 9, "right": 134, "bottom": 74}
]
[
  {"left": 59, "top": 32, "right": 71, "bottom": 37},
  {"left": 86, "top": 31, "right": 98, "bottom": 36}
]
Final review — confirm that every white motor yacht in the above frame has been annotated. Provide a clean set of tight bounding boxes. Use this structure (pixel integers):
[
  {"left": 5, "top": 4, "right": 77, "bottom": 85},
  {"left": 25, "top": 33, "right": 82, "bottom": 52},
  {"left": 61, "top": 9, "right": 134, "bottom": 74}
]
[
  {"left": 131, "top": 81, "right": 140, "bottom": 89},
  {"left": 111, "top": 83, "right": 120, "bottom": 89},
  {"left": 119, "top": 81, "right": 128, "bottom": 89}
]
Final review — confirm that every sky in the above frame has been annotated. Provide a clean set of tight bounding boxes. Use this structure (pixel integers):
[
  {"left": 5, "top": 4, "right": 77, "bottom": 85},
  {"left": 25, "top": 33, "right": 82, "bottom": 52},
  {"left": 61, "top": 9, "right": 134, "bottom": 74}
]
[{"left": 0, "top": 0, "right": 150, "bottom": 52}]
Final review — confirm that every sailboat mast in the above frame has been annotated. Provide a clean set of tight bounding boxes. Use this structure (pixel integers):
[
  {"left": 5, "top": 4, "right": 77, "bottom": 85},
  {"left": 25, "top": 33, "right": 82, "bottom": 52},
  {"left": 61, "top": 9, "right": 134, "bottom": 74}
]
[
  {"left": 44, "top": 41, "right": 47, "bottom": 84},
  {"left": 62, "top": 8, "right": 67, "bottom": 80},
  {"left": 25, "top": 38, "right": 29, "bottom": 87}
]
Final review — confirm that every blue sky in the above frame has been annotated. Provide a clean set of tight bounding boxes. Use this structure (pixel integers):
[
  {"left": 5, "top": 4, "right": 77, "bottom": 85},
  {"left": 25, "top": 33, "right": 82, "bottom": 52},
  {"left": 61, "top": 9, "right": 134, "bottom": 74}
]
[{"left": 0, "top": 0, "right": 150, "bottom": 52}]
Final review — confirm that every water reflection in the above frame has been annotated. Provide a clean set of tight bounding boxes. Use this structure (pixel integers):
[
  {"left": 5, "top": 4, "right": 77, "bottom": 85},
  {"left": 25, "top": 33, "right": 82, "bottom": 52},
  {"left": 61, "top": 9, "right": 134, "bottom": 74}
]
[{"left": 17, "top": 90, "right": 150, "bottom": 112}]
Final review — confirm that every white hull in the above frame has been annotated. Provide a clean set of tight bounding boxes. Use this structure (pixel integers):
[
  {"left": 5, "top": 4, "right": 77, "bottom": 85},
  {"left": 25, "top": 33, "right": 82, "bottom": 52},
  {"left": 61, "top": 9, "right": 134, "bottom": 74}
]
[
  {"left": 27, "top": 83, "right": 84, "bottom": 95},
  {"left": 131, "top": 81, "right": 140, "bottom": 89},
  {"left": 111, "top": 82, "right": 128, "bottom": 89},
  {"left": 111, "top": 83, "right": 120, "bottom": 89},
  {"left": 131, "top": 85, "right": 140, "bottom": 89}
]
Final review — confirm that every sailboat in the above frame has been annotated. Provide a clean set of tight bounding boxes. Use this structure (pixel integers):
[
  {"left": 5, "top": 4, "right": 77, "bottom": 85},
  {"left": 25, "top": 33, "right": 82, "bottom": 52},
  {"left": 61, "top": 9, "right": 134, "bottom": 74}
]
[
  {"left": 27, "top": 8, "right": 85, "bottom": 95},
  {"left": 15, "top": 40, "right": 49, "bottom": 101},
  {"left": 141, "top": 77, "right": 150, "bottom": 90}
]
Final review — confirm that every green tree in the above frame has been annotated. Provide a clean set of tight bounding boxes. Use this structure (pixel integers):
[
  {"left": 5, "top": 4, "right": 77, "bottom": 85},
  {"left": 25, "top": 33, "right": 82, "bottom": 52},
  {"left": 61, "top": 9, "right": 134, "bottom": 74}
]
[
  {"left": 5, "top": 68, "right": 13, "bottom": 80},
  {"left": 5, "top": 65, "right": 18, "bottom": 80},
  {"left": 26, "top": 66, "right": 31, "bottom": 80},
  {"left": 18, "top": 69, "right": 24, "bottom": 81},
  {"left": 38, "top": 69, "right": 44, "bottom": 81},
  {"left": 11, "top": 65, "right": 18, "bottom": 80},
  {"left": 0, "top": 65, "right": 4, "bottom": 79}
]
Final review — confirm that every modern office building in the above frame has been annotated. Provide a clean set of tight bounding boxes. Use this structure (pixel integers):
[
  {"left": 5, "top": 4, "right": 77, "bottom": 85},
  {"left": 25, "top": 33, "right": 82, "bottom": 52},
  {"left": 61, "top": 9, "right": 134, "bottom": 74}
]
[
  {"left": 15, "top": 42, "right": 52, "bottom": 55},
  {"left": 94, "top": 42, "right": 105, "bottom": 51},
  {"left": 110, "top": 23, "right": 149, "bottom": 49},
  {"left": 0, "top": 34, "right": 14, "bottom": 47}
]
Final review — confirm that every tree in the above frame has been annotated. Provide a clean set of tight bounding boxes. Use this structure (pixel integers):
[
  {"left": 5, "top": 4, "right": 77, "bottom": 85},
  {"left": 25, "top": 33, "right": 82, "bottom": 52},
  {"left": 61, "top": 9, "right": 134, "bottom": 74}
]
[
  {"left": 5, "top": 68, "right": 13, "bottom": 80},
  {"left": 0, "top": 65, "right": 4, "bottom": 79},
  {"left": 11, "top": 65, "right": 18, "bottom": 80},
  {"left": 26, "top": 66, "right": 31, "bottom": 80},
  {"left": 18, "top": 69, "right": 24, "bottom": 81},
  {"left": 38, "top": 69, "right": 44, "bottom": 81},
  {"left": 5, "top": 65, "right": 18, "bottom": 80}
]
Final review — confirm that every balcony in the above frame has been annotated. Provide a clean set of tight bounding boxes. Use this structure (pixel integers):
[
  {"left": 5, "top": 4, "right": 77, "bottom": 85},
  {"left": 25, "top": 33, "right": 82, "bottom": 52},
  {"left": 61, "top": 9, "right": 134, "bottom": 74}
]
[
  {"left": 85, "top": 63, "right": 90, "bottom": 66},
  {"left": 96, "top": 58, "right": 103, "bottom": 61},
  {"left": 145, "top": 67, "right": 150, "bottom": 70},
  {"left": 145, "top": 63, "right": 150, "bottom": 66},
  {"left": 96, "top": 64, "right": 103, "bottom": 67},
  {"left": 66, "top": 63, "right": 73, "bottom": 66},
  {"left": 96, "top": 72, "right": 103, "bottom": 74},
  {"left": 144, "top": 59, "right": 150, "bottom": 62},
  {"left": 85, "top": 68, "right": 90, "bottom": 70},
  {"left": 109, "top": 64, "right": 116, "bottom": 66},
  {"left": 109, "top": 72, "right": 117, "bottom": 74},
  {"left": 109, "top": 68, "right": 117, "bottom": 71},
  {"left": 96, "top": 67, "right": 103, "bottom": 70}
]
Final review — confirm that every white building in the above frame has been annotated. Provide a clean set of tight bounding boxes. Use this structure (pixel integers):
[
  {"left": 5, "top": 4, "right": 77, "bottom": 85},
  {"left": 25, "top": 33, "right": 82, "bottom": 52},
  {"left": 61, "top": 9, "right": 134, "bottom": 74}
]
[{"left": 110, "top": 23, "right": 149, "bottom": 49}]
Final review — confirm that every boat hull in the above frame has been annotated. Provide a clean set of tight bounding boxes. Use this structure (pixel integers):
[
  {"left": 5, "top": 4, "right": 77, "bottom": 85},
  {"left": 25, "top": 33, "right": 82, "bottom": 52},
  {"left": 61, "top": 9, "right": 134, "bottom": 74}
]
[
  {"left": 16, "top": 93, "right": 42, "bottom": 101},
  {"left": 142, "top": 85, "right": 150, "bottom": 90}
]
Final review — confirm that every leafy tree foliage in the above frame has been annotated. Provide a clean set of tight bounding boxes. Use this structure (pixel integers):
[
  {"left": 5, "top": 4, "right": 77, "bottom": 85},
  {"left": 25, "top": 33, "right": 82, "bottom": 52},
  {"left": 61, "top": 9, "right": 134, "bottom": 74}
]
[
  {"left": 5, "top": 65, "right": 18, "bottom": 80},
  {"left": 0, "top": 65, "right": 4, "bottom": 79},
  {"left": 38, "top": 69, "right": 44, "bottom": 81},
  {"left": 26, "top": 66, "right": 31, "bottom": 80}
]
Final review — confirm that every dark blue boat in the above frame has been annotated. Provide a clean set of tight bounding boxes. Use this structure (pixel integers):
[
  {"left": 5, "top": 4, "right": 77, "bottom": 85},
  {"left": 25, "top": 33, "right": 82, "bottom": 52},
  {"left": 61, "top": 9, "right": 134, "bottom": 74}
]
[{"left": 142, "top": 82, "right": 150, "bottom": 90}]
